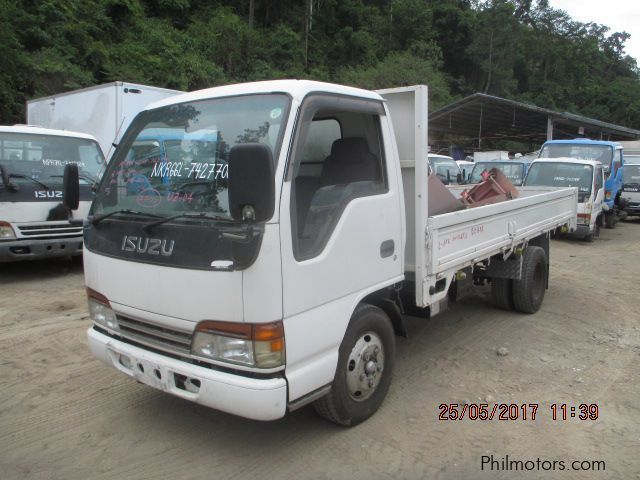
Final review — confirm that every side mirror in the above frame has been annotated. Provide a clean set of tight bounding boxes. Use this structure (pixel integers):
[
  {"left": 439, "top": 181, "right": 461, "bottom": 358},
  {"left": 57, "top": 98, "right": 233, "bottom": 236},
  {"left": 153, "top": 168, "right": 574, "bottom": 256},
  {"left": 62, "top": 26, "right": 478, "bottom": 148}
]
[
  {"left": 63, "top": 163, "right": 80, "bottom": 210},
  {"left": 228, "top": 143, "right": 275, "bottom": 222},
  {"left": 0, "top": 165, "right": 17, "bottom": 192}
]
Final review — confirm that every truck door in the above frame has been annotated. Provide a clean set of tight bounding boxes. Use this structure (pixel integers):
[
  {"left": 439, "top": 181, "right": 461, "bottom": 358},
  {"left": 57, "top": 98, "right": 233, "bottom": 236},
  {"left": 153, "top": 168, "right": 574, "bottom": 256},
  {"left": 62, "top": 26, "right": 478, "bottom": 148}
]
[{"left": 279, "top": 94, "right": 403, "bottom": 399}]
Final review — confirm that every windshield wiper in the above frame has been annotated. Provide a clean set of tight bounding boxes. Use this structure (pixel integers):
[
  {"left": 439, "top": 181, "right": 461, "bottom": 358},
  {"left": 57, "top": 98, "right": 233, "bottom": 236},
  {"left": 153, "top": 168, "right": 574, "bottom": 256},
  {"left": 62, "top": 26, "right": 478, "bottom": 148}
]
[
  {"left": 143, "top": 212, "right": 233, "bottom": 233},
  {"left": 8, "top": 173, "right": 51, "bottom": 190},
  {"left": 50, "top": 172, "right": 98, "bottom": 186},
  {"left": 91, "top": 209, "right": 165, "bottom": 226}
]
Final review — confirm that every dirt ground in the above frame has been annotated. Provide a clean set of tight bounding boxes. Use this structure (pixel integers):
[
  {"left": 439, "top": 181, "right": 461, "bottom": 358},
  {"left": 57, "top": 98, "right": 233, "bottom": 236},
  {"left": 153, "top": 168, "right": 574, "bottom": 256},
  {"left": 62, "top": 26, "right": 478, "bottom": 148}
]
[{"left": 1, "top": 219, "right": 639, "bottom": 480}]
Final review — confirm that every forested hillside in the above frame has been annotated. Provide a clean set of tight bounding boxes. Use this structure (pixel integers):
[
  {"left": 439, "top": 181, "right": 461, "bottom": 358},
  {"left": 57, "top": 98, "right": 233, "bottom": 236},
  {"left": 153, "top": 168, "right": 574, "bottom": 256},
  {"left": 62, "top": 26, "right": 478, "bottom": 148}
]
[{"left": 2, "top": 0, "right": 639, "bottom": 128}]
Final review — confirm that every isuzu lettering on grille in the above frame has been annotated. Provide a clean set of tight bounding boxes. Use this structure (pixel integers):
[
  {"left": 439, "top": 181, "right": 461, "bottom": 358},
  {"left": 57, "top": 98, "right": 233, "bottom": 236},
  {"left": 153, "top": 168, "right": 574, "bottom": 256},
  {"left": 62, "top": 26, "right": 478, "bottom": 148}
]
[
  {"left": 35, "top": 190, "right": 63, "bottom": 199},
  {"left": 121, "top": 235, "right": 175, "bottom": 256}
]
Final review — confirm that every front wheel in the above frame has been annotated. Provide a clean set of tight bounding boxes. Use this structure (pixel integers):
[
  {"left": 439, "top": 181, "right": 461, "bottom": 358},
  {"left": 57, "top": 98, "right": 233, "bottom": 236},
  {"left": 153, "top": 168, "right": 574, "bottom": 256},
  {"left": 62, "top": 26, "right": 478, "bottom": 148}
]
[
  {"left": 313, "top": 304, "right": 395, "bottom": 426},
  {"left": 583, "top": 221, "right": 600, "bottom": 242}
]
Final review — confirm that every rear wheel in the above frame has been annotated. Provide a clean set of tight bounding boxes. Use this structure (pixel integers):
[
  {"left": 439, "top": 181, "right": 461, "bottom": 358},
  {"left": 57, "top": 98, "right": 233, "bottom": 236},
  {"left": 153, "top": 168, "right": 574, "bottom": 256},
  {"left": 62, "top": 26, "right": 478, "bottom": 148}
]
[
  {"left": 491, "top": 278, "right": 514, "bottom": 310},
  {"left": 512, "top": 246, "right": 547, "bottom": 314},
  {"left": 313, "top": 304, "right": 395, "bottom": 426}
]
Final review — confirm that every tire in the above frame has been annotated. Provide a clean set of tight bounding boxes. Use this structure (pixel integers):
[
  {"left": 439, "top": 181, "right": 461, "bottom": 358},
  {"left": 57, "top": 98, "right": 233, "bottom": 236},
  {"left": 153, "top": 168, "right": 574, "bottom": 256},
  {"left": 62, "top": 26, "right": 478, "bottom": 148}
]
[
  {"left": 605, "top": 211, "right": 617, "bottom": 229},
  {"left": 583, "top": 222, "right": 599, "bottom": 242},
  {"left": 313, "top": 304, "right": 395, "bottom": 426},
  {"left": 512, "top": 246, "right": 547, "bottom": 314},
  {"left": 491, "top": 278, "right": 514, "bottom": 310}
]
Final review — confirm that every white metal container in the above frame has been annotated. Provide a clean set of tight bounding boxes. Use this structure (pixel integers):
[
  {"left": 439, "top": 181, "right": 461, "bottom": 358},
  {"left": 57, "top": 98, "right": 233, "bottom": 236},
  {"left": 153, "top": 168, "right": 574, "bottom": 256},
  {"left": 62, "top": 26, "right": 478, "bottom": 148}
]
[{"left": 27, "top": 82, "right": 183, "bottom": 160}]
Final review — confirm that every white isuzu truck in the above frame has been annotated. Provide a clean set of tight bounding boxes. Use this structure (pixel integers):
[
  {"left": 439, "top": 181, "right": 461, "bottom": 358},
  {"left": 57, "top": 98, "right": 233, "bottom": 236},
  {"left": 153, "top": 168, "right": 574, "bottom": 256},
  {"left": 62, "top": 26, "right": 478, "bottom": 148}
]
[
  {"left": 68, "top": 81, "right": 577, "bottom": 426},
  {"left": 0, "top": 125, "right": 104, "bottom": 262}
]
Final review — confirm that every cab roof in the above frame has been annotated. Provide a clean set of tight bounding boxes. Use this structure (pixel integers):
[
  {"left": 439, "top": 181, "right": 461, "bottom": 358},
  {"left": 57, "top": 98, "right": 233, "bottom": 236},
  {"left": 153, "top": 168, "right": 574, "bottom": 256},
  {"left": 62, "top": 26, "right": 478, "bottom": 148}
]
[
  {"left": 145, "top": 80, "right": 383, "bottom": 112},
  {"left": 0, "top": 124, "right": 99, "bottom": 142},
  {"left": 542, "top": 138, "right": 621, "bottom": 148},
  {"left": 531, "top": 157, "right": 602, "bottom": 168}
]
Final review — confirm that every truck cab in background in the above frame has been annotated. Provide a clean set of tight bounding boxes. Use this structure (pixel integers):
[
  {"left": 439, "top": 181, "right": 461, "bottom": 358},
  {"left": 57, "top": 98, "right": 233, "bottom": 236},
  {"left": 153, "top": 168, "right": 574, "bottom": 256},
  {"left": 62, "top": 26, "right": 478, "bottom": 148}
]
[
  {"left": 524, "top": 158, "right": 606, "bottom": 241},
  {"left": 427, "top": 154, "right": 463, "bottom": 184},
  {"left": 468, "top": 159, "right": 532, "bottom": 186},
  {"left": 0, "top": 125, "right": 104, "bottom": 262},
  {"left": 620, "top": 159, "right": 640, "bottom": 218},
  {"left": 539, "top": 139, "right": 624, "bottom": 228}
]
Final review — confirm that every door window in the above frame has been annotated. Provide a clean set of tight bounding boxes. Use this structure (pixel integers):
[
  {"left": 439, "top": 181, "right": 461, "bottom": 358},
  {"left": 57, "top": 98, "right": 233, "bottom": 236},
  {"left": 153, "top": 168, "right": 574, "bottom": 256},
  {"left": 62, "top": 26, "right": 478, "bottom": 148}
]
[
  {"left": 289, "top": 96, "right": 387, "bottom": 260},
  {"left": 612, "top": 150, "right": 622, "bottom": 175},
  {"left": 595, "top": 167, "right": 603, "bottom": 193}
]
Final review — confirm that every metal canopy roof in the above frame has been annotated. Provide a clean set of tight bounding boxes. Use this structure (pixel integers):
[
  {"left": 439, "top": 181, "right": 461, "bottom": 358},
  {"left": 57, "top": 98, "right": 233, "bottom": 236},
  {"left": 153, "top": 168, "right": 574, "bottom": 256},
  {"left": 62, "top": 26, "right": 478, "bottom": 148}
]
[{"left": 429, "top": 93, "right": 640, "bottom": 148}]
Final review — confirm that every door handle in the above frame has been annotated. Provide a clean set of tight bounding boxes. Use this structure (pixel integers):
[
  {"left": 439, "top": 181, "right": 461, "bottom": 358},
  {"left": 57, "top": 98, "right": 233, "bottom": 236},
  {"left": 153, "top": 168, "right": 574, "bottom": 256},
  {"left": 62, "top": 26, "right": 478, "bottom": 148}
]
[{"left": 380, "top": 239, "right": 394, "bottom": 258}]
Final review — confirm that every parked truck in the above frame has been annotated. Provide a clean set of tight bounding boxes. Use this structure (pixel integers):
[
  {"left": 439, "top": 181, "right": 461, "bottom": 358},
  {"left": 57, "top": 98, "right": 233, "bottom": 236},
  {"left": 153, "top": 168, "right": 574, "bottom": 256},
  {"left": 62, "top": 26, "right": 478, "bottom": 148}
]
[
  {"left": 524, "top": 158, "right": 606, "bottom": 241},
  {"left": 620, "top": 161, "right": 640, "bottom": 217},
  {"left": 0, "top": 125, "right": 104, "bottom": 262},
  {"left": 27, "top": 82, "right": 183, "bottom": 160},
  {"left": 64, "top": 81, "right": 577, "bottom": 426},
  {"left": 539, "top": 139, "right": 624, "bottom": 228}
]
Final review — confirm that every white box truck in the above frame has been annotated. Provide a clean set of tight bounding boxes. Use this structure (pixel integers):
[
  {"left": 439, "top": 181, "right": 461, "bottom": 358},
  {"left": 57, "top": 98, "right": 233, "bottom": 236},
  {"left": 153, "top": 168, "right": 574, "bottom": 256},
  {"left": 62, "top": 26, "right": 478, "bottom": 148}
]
[
  {"left": 64, "top": 80, "right": 577, "bottom": 426},
  {"left": 27, "top": 82, "right": 183, "bottom": 160}
]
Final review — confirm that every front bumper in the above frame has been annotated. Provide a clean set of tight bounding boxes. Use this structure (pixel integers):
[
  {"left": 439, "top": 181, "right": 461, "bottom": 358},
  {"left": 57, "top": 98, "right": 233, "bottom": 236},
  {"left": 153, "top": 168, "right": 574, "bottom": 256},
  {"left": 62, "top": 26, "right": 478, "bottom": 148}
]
[
  {"left": 571, "top": 224, "right": 592, "bottom": 236},
  {"left": 623, "top": 204, "right": 640, "bottom": 216},
  {"left": 87, "top": 327, "right": 288, "bottom": 421},
  {"left": 0, "top": 237, "right": 83, "bottom": 262}
]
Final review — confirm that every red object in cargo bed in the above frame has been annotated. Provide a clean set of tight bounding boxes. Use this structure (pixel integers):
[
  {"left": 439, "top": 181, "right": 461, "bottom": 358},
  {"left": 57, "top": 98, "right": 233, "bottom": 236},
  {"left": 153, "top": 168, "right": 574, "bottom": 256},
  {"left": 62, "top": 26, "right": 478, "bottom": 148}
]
[{"left": 460, "top": 168, "right": 519, "bottom": 207}]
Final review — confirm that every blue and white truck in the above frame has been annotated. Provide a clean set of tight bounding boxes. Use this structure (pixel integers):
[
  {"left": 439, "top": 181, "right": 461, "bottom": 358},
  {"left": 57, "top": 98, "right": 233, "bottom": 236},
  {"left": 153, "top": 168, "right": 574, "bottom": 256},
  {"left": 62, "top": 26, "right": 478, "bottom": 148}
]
[{"left": 539, "top": 139, "right": 624, "bottom": 228}]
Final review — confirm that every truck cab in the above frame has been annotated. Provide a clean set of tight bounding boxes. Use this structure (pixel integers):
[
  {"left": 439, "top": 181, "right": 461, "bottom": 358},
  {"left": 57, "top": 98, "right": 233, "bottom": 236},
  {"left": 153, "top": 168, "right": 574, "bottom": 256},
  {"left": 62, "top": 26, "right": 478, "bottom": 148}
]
[
  {"left": 620, "top": 158, "right": 640, "bottom": 217},
  {"left": 0, "top": 125, "right": 104, "bottom": 262},
  {"left": 524, "top": 158, "right": 605, "bottom": 241},
  {"left": 468, "top": 159, "right": 532, "bottom": 186},
  {"left": 539, "top": 139, "right": 624, "bottom": 228},
  {"left": 427, "top": 154, "right": 463, "bottom": 184}
]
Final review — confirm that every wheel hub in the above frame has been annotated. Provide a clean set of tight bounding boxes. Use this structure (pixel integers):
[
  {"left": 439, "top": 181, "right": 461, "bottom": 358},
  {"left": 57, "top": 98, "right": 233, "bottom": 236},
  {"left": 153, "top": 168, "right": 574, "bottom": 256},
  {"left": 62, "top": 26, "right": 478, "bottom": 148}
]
[{"left": 345, "top": 332, "right": 385, "bottom": 402}]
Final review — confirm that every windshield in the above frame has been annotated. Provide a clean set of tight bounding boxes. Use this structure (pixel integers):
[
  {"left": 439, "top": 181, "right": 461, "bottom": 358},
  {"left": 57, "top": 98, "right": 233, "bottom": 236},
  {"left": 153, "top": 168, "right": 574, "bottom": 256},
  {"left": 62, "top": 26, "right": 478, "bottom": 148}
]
[
  {"left": 429, "top": 156, "right": 461, "bottom": 184},
  {"left": 623, "top": 164, "right": 640, "bottom": 185},
  {"left": 525, "top": 162, "right": 593, "bottom": 200},
  {"left": 539, "top": 143, "right": 612, "bottom": 164},
  {"left": 470, "top": 162, "right": 525, "bottom": 185},
  {"left": 92, "top": 94, "right": 290, "bottom": 220},
  {"left": 0, "top": 132, "right": 104, "bottom": 185}
]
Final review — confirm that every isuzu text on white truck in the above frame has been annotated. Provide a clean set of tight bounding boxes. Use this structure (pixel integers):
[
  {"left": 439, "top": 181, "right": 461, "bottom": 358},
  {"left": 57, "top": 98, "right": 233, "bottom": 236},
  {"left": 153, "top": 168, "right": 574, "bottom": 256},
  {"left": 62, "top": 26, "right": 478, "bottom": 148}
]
[
  {"left": 67, "top": 81, "right": 577, "bottom": 426},
  {"left": 0, "top": 125, "right": 104, "bottom": 262}
]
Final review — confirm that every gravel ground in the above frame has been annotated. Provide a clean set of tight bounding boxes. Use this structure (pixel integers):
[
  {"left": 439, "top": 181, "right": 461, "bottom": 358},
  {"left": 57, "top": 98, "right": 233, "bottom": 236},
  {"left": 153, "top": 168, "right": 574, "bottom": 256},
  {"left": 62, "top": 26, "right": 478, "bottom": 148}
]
[{"left": 1, "top": 218, "right": 639, "bottom": 480}]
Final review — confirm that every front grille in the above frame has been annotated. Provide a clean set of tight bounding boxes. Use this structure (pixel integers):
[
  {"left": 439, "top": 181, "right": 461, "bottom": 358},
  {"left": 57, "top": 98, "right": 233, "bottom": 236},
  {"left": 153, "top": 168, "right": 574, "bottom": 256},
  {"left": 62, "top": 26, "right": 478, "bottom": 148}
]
[
  {"left": 116, "top": 315, "right": 193, "bottom": 355},
  {"left": 18, "top": 223, "right": 83, "bottom": 238}
]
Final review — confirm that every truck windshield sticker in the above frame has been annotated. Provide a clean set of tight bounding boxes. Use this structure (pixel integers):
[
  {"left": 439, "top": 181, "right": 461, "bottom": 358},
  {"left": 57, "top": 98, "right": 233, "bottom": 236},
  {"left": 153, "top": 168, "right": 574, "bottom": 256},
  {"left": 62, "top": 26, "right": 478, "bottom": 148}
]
[
  {"left": 270, "top": 108, "right": 283, "bottom": 119},
  {"left": 41, "top": 158, "right": 87, "bottom": 168},
  {"left": 149, "top": 161, "right": 228, "bottom": 180}
]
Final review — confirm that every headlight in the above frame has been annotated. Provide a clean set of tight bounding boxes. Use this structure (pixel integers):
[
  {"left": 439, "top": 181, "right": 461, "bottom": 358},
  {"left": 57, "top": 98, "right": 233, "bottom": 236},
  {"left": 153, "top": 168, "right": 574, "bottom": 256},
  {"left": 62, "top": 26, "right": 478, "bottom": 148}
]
[
  {"left": 0, "top": 221, "right": 15, "bottom": 239},
  {"left": 87, "top": 288, "right": 119, "bottom": 331},
  {"left": 192, "top": 320, "right": 285, "bottom": 369}
]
